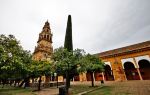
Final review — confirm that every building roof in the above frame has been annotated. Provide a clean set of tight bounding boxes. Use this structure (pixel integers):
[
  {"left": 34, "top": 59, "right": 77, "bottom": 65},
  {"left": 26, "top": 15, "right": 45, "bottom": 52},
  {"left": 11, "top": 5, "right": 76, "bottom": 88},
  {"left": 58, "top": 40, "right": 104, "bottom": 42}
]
[{"left": 98, "top": 40, "right": 150, "bottom": 58}]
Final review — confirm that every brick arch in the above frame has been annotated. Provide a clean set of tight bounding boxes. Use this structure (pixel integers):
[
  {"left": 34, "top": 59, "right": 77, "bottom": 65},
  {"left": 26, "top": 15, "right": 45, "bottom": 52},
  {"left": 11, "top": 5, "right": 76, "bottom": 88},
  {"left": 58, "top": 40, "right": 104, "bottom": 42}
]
[
  {"left": 135, "top": 55, "right": 150, "bottom": 68},
  {"left": 104, "top": 62, "right": 114, "bottom": 81},
  {"left": 138, "top": 59, "right": 150, "bottom": 80},
  {"left": 104, "top": 62, "right": 112, "bottom": 70},
  {"left": 124, "top": 62, "right": 140, "bottom": 80},
  {"left": 138, "top": 59, "right": 150, "bottom": 68},
  {"left": 124, "top": 62, "right": 135, "bottom": 70},
  {"left": 121, "top": 58, "right": 137, "bottom": 69}
]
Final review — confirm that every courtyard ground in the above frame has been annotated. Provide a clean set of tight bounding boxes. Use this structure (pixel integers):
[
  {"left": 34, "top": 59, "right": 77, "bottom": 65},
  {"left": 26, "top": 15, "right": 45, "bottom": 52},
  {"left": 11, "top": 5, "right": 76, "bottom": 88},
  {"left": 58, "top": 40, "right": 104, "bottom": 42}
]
[
  {"left": 83, "top": 80, "right": 150, "bottom": 95},
  {"left": 34, "top": 80, "right": 150, "bottom": 95},
  {"left": 0, "top": 80, "right": 150, "bottom": 95}
]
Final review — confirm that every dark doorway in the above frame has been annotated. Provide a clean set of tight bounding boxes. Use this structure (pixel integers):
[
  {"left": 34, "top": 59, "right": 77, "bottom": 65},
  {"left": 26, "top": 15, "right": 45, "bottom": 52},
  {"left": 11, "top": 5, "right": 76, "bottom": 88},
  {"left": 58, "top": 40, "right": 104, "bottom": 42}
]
[
  {"left": 138, "top": 59, "right": 150, "bottom": 80},
  {"left": 124, "top": 62, "right": 139, "bottom": 80},
  {"left": 94, "top": 71, "right": 103, "bottom": 81},
  {"left": 104, "top": 65, "right": 114, "bottom": 81},
  {"left": 74, "top": 74, "right": 80, "bottom": 81},
  {"left": 86, "top": 71, "right": 92, "bottom": 81}
]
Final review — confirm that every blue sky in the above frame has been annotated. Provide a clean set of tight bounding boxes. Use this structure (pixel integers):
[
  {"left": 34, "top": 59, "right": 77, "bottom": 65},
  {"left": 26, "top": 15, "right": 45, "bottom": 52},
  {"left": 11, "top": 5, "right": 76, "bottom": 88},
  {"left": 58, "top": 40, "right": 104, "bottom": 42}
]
[{"left": 0, "top": 0, "right": 150, "bottom": 54}]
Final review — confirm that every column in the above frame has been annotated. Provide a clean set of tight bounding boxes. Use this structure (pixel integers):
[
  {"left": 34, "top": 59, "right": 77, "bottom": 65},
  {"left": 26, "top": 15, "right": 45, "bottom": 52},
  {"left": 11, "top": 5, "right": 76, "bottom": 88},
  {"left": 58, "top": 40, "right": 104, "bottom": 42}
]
[
  {"left": 79, "top": 73, "right": 83, "bottom": 81},
  {"left": 136, "top": 68, "right": 143, "bottom": 80},
  {"left": 72, "top": 77, "right": 74, "bottom": 82},
  {"left": 102, "top": 72, "right": 105, "bottom": 81},
  {"left": 123, "top": 69, "right": 127, "bottom": 81},
  {"left": 83, "top": 72, "right": 87, "bottom": 81},
  {"left": 133, "top": 58, "right": 143, "bottom": 80}
]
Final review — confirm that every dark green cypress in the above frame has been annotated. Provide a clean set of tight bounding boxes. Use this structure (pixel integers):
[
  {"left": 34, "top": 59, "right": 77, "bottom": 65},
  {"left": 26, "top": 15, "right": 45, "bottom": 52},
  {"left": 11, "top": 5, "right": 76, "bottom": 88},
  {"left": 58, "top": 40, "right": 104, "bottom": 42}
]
[
  {"left": 64, "top": 15, "right": 73, "bottom": 51},
  {"left": 64, "top": 15, "right": 73, "bottom": 93}
]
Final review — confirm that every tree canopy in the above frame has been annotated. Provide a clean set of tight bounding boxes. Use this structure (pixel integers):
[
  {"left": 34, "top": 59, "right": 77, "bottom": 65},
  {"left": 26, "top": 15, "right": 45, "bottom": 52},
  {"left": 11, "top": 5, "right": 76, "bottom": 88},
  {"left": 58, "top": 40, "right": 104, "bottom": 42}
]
[
  {"left": 0, "top": 34, "right": 53, "bottom": 89},
  {"left": 52, "top": 47, "right": 85, "bottom": 75},
  {"left": 81, "top": 54, "right": 104, "bottom": 87},
  {"left": 53, "top": 47, "right": 104, "bottom": 87},
  {"left": 0, "top": 34, "right": 32, "bottom": 81}
]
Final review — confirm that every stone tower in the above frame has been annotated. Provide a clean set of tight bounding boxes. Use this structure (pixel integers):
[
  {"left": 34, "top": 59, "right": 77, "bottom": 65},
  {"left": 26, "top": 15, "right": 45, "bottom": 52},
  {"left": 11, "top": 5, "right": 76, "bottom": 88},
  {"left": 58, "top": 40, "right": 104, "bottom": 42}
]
[{"left": 32, "top": 21, "right": 53, "bottom": 61}]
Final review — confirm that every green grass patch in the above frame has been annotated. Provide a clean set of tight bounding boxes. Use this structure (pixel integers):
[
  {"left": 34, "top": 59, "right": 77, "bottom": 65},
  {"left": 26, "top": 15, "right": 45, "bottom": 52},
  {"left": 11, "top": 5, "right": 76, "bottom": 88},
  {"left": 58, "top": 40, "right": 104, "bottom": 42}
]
[
  {"left": 83, "top": 86, "right": 111, "bottom": 95},
  {"left": 82, "top": 86, "right": 132, "bottom": 95},
  {"left": 70, "top": 85, "right": 100, "bottom": 95},
  {"left": 0, "top": 85, "right": 35, "bottom": 95}
]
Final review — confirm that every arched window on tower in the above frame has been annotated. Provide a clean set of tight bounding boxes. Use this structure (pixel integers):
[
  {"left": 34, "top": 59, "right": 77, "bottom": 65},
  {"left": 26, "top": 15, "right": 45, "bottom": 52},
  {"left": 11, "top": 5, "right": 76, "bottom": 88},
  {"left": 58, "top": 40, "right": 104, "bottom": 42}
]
[
  {"left": 47, "top": 35, "right": 49, "bottom": 41},
  {"left": 44, "top": 35, "right": 46, "bottom": 39},
  {"left": 40, "top": 35, "right": 42, "bottom": 40},
  {"left": 50, "top": 37, "right": 52, "bottom": 43}
]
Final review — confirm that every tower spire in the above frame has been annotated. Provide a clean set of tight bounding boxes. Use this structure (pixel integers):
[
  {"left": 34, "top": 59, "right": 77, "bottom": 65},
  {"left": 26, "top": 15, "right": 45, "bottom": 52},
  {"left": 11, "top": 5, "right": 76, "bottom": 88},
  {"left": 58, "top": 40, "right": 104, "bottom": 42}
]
[
  {"left": 37, "top": 21, "right": 52, "bottom": 43},
  {"left": 33, "top": 21, "right": 53, "bottom": 61},
  {"left": 43, "top": 20, "right": 50, "bottom": 31}
]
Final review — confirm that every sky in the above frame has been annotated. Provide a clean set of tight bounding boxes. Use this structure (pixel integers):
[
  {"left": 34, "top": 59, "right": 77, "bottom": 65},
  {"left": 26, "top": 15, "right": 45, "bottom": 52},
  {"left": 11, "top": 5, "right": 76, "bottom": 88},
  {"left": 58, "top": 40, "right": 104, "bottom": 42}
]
[{"left": 0, "top": 0, "right": 150, "bottom": 54}]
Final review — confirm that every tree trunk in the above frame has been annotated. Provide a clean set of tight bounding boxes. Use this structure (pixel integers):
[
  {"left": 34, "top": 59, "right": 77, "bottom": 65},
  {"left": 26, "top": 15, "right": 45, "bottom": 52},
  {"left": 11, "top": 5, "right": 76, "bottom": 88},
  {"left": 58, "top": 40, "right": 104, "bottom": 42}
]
[
  {"left": 2, "top": 80, "right": 6, "bottom": 88},
  {"left": 25, "top": 77, "right": 30, "bottom": 87},
  {"left": 14, "top": 81, "right": 16, "bottom": 87},
  {"left": 19, "top": 77, "right": 30, "bottom": 88},
  {"left": 90, "top": 72, "right": 94, "bottom": 87},
  {"left": 32, "top": 78, "right": 34, "bottom": 83},
  {"left": 19, "top": 80, "right": 25, "bottom": 87},
  {"left": 66, "top": 71, "right": 70, "bottom": 94},
  {"left": 38, "top": 76, "right": 42, "bottom": 91},
  {"left": 24, "top": 77, "right": 30, "bottom": 88}
]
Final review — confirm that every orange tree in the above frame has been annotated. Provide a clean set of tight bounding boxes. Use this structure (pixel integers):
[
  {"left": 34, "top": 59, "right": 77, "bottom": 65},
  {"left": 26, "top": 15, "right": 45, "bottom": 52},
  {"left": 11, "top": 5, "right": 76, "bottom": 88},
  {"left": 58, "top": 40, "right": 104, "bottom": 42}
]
[
  {"left": 80, "top": 54, "right": 104, "bottom": 87},
  {"left": 52, "top": 47, "right": 86, "bottom": 93},
  {"left": 0, "top": 34, "right": 31, "bottom": 88}
]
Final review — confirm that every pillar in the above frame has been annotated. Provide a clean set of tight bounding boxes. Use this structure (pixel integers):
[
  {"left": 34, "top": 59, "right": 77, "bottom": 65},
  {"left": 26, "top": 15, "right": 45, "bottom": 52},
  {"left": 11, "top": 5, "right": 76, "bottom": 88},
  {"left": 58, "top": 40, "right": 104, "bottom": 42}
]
[
  {"left": 79, "top": 72, "right": 87, "bottom": 81},
  {"left": 136, "top": 68, "right": 143, "bottom": 80},
  {"left": 102, "top": 72, "right": 105, "bottom": 81},
  {"left": 123, "top": 69, "right": 127, "bottom": 81},
  {"left": 133, "top": 58, "right": 143, "bottom": 80},
  {"left": 72, "top": 77, "right": 74, "bottom": 82}
]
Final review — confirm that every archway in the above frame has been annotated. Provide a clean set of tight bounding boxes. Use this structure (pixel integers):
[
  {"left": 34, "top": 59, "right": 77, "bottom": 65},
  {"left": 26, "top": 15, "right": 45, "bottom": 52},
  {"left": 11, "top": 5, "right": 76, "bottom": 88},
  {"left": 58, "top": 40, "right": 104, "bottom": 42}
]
[
  {"left": 74, "top": 74, "right": 80, "bottom": 81},
  {"left": 124, "top": 62, "right": 139, "bottom": 80},
  {"left": 104, "top": 65, "right": 114, "bottom": 81},
  {"left": 86, "top": 71, "right": 92, "bottom": 81},
  {"left": 138, "top": 59, "right": 150, "bottom": 80},
  {"left": 94, "top": 71, "right": 103, "bottom": 81}
]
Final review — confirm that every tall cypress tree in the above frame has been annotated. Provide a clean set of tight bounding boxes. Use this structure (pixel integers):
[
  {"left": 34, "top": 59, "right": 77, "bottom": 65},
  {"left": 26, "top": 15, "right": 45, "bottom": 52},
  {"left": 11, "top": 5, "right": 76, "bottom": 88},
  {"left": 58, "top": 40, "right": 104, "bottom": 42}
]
[
  {"left": 64, "top": 15, "right": 73, "bottom": 93},
  {"left": 64, "top": 15, "right": 73, "bottom": 51}
]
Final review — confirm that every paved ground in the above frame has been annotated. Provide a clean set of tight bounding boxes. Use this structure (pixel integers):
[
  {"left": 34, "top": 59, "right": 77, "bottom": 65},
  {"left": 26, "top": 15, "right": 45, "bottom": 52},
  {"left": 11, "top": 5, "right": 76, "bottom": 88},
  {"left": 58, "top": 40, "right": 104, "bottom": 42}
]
[
  {"left": 106, "top": 80, "right": 150, "bottom": 95},
  {"left": 34, "top": 80, "right": 150, "bottom": 95}
]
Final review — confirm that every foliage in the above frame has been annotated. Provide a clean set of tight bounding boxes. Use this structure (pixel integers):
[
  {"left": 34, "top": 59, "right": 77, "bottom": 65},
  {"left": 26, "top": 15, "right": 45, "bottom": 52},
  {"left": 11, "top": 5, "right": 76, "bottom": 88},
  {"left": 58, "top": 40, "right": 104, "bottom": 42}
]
[
  {"left": 53, "top": 47, "right": 104, "bottom": 77},
  {"left": 29, "top": 60, "right": 53, "bottom": 90},
  {"left": 0, "top": 34, "right": 53, "bottom": 90},
  {"left": 81, "top": 54, "right": 104, "bottom": 87},
  {"left": 53, "top": 47, "right": 85, "bottom": 75},
  {"left": 53, "top": 46, "right": 86, "bottom": 94},
  {"left": 0, "top": 34, "right": 32, "bottom": 81},
  {"left": 83, "top": 54, "right": 104, "bottom": 72},
  {"left": 29, "top": 60, "right": 53, "bottom": 78}
]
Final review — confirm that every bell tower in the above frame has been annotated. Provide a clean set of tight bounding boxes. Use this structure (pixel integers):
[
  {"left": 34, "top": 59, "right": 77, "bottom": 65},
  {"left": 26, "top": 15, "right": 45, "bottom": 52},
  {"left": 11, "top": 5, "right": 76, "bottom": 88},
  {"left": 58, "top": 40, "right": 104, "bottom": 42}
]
[{"left": 33, "top": 21, "right": 53, "bottom": 61}]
